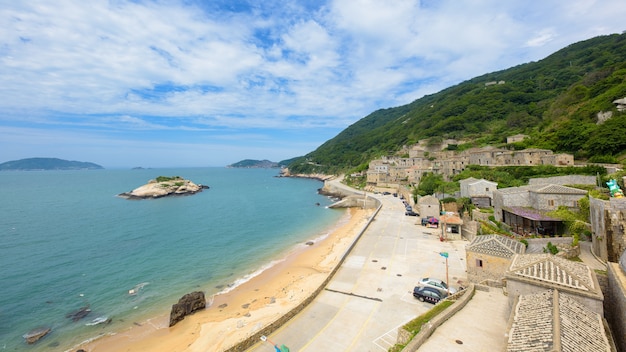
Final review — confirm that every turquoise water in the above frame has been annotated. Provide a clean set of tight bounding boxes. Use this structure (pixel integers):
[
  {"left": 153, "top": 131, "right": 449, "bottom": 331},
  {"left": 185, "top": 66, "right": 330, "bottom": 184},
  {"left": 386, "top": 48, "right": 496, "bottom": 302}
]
[{"left": 0, "top": 168, "right": 345, "bottom": 351}]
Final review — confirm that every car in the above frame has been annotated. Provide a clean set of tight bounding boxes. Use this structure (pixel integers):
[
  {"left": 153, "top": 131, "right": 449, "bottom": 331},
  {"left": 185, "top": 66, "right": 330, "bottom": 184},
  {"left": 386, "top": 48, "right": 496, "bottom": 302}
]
[
  {"left": 412, "top": 286, "right": 445, "bottom": 304},
  {"left": 418, "top": 277, "right": 456, "bottom": 295},
  {"left": 405, "top": 211, "right": 418, "bottom": 216}
]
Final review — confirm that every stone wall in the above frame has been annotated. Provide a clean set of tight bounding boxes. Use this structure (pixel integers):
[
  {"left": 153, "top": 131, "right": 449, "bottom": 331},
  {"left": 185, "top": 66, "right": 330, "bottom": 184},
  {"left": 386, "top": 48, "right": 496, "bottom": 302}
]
[
  {"left": 223, "top": 201, "right": 383, "bottom": 352},
  {"left": 590, "top": 197, "right": 626, "bottom": 262},
  {"left": 606, "top": 263, "right": 626, "bottom": 352},
  {"left": 466, "top": 251, "right": 511, "bottom": 283},
  {"left": 528, "top": 175, "right": 596, "bottom": 186}
]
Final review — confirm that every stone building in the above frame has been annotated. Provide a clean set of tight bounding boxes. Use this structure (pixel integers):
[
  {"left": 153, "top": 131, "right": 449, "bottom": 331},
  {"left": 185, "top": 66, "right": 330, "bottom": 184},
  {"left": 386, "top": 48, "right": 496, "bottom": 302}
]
[
  {"left": 493, "top": 184, "right": 588, "bottom": 236},
  {"left": 606, "top": 251, "right": 626, "bottom": 352},
  {"left": 505, "top": 289, "right": 613, "bottom": 352},
  {"left": 459, "top": 177, "right": 498, "bottom": 207},
  {"left": 506, "top": 134, "right": 528, "bottom": 144},
  {"left": 589, "top": 197, "right": 626, "bottom": 262},
  {"left": 439, "top": 213, "right": 463, "bottom": 240},
  {"left": 417, "top": 195, "right": 440, "bottom": 219},
  {"left": 465, "top": 234, "right": 526, "bottom": 283},
  {"left": 505, "top": 254, "right": 604, "bottom": 315}
]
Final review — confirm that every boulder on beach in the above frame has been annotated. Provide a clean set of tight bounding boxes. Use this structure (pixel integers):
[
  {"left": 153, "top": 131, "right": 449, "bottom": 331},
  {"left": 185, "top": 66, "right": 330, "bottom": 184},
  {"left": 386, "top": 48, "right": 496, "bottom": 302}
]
[
  {"left": 169, "top": 291, "right": 206, "bottom": 327},
  {"left": 118, "top": 176, "right": 209, "bottom": 199}
]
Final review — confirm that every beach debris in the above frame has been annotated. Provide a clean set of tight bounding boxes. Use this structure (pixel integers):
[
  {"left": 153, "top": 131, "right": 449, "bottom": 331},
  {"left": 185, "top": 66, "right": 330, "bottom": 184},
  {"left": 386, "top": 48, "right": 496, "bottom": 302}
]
[
  {"left": 305, "top": 241, "right": 314, "bottom": 246},
  {"left": 168, "top": 291, "right": 206, "bottom": 327},
  {"left": 66, "top": 306, "right": 91, "bottom": 322},
  {"left": 218, "top": 303, "right": 228, "bottom": 309},
  {"left": 22, "top": 327, "right": 51, "bottom": 344},
  {"left": 128, "top": 282, "right": 149, "bottom": 295}
]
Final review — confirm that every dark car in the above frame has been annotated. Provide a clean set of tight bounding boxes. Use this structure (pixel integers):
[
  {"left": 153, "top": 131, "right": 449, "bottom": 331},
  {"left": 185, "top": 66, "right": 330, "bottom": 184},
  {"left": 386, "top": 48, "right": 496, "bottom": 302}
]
[
  {"left": 405, "top": 211, "right": 418, "bottom": 216},
  {"left": 412, "top": 286, "right": 445, "bottom": 304}
]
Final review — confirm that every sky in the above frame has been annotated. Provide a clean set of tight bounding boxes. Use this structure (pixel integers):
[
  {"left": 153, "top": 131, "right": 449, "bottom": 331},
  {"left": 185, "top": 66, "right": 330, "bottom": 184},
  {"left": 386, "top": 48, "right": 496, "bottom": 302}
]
[{"left": 1, "top": 1, "right": 625, "bottom": 168}]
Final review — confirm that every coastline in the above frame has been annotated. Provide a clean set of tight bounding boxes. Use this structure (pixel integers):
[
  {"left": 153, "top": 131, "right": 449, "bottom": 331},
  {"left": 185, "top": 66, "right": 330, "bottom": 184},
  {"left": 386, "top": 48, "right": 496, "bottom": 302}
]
[{"left": 76, "top": 207, "right": 373, "bottom": 352}]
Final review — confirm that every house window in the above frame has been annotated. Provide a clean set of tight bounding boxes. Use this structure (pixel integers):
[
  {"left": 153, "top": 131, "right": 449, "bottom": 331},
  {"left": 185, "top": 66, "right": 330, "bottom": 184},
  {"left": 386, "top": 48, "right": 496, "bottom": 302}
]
[
  {"left": 548, "top": 200, "right": 555, "bottom": 207},
  {"left": 572, "top": 201, "right": 578, "bottom": 207},
  {"left": 476, "top": 259, "right": 483, "bottom": 268},
  {"left": 486, "top": 187, "right": 490, "bottom": 192}
]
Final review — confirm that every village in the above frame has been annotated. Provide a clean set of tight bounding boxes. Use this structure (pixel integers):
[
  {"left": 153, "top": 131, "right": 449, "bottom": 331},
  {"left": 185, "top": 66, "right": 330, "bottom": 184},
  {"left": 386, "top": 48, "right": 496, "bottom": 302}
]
[{"left": 359, "top": 135, "right": 626, "bottom": 351}]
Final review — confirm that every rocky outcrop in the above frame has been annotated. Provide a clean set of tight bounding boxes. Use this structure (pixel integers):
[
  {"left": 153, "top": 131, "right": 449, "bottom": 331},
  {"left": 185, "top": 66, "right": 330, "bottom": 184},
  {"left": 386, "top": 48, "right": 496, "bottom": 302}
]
[
  {"left": 278, "top": 168, "right": 334, "bottom": 181},
  {"left": 614, "top": 97, "right": 626, "bottom": 112},
  {"left": 118, "top": 176, "right": 209, "bottom": 199},
  {"left": 169, "top": 291, "right": 206, "bottom": 327},
  {"left": 23, "top": 327, "right": 51, "bottom": 344}
]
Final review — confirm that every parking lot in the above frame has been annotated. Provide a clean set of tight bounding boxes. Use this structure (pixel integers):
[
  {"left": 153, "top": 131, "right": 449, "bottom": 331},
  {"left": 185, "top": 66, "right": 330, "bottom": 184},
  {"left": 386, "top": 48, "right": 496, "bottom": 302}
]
[{"left": 250, "top": 193, "right": 469, "bottom": 352}]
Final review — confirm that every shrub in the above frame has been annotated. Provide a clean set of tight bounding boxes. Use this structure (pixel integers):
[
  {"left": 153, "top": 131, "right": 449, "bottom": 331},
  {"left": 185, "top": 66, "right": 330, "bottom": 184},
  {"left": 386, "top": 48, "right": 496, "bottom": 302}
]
[
  {"left": 520, "top": 239, "right": 529, "bottom": 248},
  {"left": 544, "top": 242, "right": 559, "bottom": 255}
]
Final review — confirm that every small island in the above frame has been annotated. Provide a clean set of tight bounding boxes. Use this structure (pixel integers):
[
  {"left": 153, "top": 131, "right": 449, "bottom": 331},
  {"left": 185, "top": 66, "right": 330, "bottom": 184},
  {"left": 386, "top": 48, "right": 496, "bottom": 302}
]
[{"left": 118, "top": 176, "right": 209, "bottom": 199}]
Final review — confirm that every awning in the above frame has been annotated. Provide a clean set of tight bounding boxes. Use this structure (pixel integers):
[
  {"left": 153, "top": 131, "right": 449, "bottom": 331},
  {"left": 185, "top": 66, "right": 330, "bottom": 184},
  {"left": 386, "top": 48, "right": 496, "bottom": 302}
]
[{"left": 503, "top": 207, "right": 561, "bottom": 221}]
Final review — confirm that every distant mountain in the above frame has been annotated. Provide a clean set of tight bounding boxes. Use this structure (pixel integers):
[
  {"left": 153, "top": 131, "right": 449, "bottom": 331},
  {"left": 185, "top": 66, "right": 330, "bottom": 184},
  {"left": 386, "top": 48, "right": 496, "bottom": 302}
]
[
  {"left": 287, "top": 33, "right": 626, "bottom": 174},
  {"left": 0, "top": 158, "right": 104, "bottom": 171},
  {"left": 227, "top": 159, "right": 279, "bottom": 168}
]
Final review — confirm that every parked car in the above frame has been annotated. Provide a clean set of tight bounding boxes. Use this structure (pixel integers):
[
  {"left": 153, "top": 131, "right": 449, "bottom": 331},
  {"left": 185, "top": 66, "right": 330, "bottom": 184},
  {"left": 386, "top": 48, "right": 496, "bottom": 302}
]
[
  {"left": 418, "top": 277, "right": 456, "bottom": 295},
  {"left": 412, "top": 286, "right": 445, "bottom": 304},
  {"left": 405, "top": 211, "right": 418, "bottom": 216}
]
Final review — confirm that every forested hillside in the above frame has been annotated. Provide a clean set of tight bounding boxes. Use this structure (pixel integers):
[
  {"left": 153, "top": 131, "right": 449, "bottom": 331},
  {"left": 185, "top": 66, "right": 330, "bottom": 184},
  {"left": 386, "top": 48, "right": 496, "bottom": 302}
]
[{"left": 288, "top": 33, "right": 626, "bottom": 174}]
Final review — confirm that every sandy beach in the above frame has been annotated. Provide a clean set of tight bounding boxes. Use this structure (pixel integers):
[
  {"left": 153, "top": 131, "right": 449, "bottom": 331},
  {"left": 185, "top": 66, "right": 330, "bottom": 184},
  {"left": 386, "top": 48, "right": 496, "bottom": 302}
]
[{"left": 77, "top": 207, "right": 373, "bottom": 352}]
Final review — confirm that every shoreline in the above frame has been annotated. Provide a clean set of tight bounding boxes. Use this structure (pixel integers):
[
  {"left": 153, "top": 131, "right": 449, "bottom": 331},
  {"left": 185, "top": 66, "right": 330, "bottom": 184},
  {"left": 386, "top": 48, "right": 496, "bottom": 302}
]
[{"left": 76, "top": 207, "right": 373, "bottom": 352}]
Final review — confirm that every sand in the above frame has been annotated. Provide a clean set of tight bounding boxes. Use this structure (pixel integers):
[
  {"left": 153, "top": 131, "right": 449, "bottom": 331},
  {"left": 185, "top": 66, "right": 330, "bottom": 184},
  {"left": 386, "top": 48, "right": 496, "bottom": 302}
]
[{"left": 77, "top": 207, "right": 373, "bottom": 352}]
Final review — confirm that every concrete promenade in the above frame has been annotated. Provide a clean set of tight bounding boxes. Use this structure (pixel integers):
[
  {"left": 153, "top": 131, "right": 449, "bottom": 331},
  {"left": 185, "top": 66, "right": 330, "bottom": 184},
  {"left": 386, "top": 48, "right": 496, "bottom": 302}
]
[
  {"left": 249, "top": 191, "right": 469, "bottom": 352},
  {"left": 246, "top": 179, "right": 608, "bottom": 352}
]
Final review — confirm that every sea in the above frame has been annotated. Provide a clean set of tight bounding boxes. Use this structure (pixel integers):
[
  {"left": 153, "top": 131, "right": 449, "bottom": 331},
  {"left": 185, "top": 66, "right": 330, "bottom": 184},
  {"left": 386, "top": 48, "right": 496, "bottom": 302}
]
[{"left": 0, "top": 167, "right": 346, "bottom": 351}]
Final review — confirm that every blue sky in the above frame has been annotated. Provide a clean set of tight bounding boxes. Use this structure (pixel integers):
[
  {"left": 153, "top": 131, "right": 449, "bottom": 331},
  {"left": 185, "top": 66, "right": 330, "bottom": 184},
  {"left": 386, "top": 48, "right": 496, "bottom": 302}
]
[{"left": 1, "top": 0, "right": 625, "bottom": 168}]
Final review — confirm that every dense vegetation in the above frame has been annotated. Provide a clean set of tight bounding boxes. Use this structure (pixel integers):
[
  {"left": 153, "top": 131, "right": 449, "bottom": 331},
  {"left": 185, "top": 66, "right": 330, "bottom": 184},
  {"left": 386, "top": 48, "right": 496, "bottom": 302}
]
[
  {"left": 288, "top": 33, "right": 626, "bottom": 174},
  {"left": 0, "top": 157, "right": 104, "bottom": 171}
]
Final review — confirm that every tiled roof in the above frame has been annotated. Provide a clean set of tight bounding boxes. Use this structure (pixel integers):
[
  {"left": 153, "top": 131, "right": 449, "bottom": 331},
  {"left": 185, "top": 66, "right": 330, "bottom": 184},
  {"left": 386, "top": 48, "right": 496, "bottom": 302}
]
[
  {"left": 507, "top": 254, "right": 595, "bottom": 292},
  {"left": 532, "top": 184, "right": 588, "bottom": 195},
  {"left": 497, "top": 185, "right": 535, "bottom": 194},
  {"left": 506, "top": 290, "right": 611, "bottom": 352},
  {"left": 466, "top": 234, "right": 525, "bottom": 258}
]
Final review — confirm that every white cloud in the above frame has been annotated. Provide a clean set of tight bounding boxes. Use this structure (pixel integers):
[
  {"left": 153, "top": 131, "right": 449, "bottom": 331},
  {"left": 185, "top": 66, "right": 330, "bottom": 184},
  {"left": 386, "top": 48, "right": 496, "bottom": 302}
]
[{"left": 1, "top": 0, "right": 626, "bottom": 166}]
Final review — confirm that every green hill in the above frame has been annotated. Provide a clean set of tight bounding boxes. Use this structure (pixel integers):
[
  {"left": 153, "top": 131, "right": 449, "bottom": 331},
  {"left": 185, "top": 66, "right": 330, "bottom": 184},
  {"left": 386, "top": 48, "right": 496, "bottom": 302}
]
[
  {"left": 227, "top": 159, "right": 279, "bottom": 168},
  {"left": 288, "top": 33, "right": 626, "bottom": 174},
  {"left": 0, "top": 158, "right": 104, "bottom": 171}
]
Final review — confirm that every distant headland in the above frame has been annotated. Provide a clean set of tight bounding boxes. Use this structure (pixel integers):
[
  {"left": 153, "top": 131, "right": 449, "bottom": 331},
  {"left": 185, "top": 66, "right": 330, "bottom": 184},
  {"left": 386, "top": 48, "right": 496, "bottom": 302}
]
[
  {"left": 0, "top": 157, "right": 104, "bottom": 171},
  {"left": 118, "top": 176, "right": 209, "bottom": 199},
  {"left": 227, "top": 159, "right": 279, "bottom": 168}
]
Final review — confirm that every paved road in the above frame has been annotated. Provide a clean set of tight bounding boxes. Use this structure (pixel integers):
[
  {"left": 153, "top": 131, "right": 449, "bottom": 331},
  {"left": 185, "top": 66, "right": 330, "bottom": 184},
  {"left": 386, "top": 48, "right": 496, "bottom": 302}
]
[{"left": 249, "top": 193, "right": 468, "bottom": 352}]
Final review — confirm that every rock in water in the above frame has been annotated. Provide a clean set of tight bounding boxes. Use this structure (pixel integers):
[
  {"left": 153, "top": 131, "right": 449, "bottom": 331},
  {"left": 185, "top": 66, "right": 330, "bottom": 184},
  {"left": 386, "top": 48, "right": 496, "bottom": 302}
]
[
  {"left": 169, "top": 291, "right": 206, "bottom": 327},
  {"left": 23, "top": 327, "right": 51, "bottom": 344}
]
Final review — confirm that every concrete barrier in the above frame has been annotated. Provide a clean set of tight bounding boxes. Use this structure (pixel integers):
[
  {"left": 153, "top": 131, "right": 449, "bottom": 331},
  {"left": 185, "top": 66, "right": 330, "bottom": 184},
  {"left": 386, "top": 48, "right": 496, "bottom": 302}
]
[{"left": 399, "top": 284, "right": 476, "bottom": 352}]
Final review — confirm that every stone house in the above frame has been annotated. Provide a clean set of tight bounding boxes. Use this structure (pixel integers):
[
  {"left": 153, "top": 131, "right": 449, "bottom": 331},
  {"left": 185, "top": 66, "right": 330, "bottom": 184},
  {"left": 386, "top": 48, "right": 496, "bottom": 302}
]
[
  {"left": 506, "top": 134, "right": 528, "bottom": 144},
  {"left": 589, "top": 197, "right": 626, "bottom": 262},
  {"left": 606, "top": 251, "right": 626, "bottom": 352},
  {"left": 504, "top": 254, "right": 604, "bottom": 315},
  {"left": 459, "top": 177, "right": 498, "bottom": 207},
  {"left": 465, "top": 234, "right": 526, "bottom": 283},
  {"left": 505, "top": 289, "right": 613, "bottom": 352},
  {"left": 418, "top": 195, "right": 440, "bottom": 220},
  {"left": 493, "top": 184, "right": 588, "bottom": 236}
]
